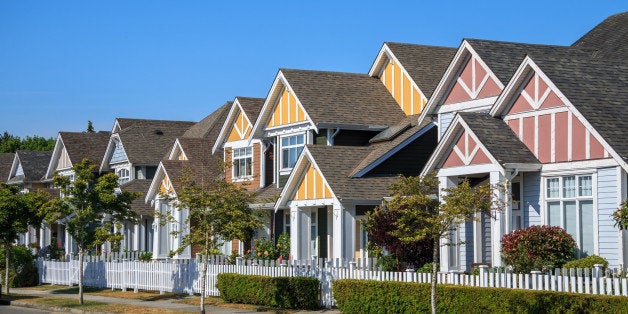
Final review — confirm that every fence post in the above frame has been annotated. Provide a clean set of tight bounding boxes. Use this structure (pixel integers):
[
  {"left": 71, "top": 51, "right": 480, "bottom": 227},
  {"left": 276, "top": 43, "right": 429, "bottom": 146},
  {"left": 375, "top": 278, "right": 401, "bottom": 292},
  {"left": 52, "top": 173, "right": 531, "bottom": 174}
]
[
  {"left": 406, "top": 268, "right": 414, "bottom": 282},
  {"left": 531, "top": 271, "right": 542, "bottom": 290},
  {"left": 479, "top": 265, "right": 488, "bottom": 287},
  {"left": 593, "top": 264, "right": 603, "bottom": 294}
]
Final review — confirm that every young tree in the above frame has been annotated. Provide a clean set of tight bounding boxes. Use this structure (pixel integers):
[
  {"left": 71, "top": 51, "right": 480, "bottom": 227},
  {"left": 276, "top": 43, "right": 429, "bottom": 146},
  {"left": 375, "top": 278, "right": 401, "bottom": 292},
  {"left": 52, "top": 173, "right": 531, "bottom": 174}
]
[
  {"left": 42, "top": 159, "right": 139, "bottom": 304},
  {"left": 86, "top": 121, "right": 95, "bottom": 133},
  {"left": 0, "top": 184, "right": 49, "bottom": 294},
  {"left": 164, "top": 168, "right": 265, "bottom": 314},
  {"left": 384, "top": 174, "right": 505, "bottom": 314}
]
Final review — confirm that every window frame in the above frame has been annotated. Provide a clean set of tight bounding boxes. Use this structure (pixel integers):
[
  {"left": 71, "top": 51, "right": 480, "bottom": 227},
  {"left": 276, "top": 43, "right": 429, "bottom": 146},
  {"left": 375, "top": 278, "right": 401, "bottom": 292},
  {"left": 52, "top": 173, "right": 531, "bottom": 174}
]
[
  {"left": 232, "top": 146, "right": 254, "bottom": 180},
  {"left": 544, "top": 174, "right": 596, "bottom": 257},
  {"left": 280, "top": 133, "right": 305, "bottom": 171},
  {"left": 116, "top": 168, "right": 130, "bottom": 184}
]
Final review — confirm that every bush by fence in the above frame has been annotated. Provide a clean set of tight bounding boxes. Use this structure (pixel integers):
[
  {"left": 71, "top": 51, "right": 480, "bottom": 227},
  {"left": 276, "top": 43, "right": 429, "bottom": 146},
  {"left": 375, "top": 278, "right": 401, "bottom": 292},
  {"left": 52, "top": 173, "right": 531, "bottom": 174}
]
[
  {"left": 216, "top": 273, "right": 319, "bottom": 309},
  {"left": 333, "top": 279, "right": 628, "bottom": 313},
  {"left": 0, "top": 245, "right": 38, "bottom": 287}
]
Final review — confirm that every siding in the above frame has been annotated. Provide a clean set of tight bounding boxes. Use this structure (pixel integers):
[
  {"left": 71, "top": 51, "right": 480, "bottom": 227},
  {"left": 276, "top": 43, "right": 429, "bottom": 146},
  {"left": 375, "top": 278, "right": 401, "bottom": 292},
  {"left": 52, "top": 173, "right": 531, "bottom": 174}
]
[
  {"left": 459, "top": 221, "right": 474, "bottom": 269},
  {"left": 439, "top": 112, "right": 455, "bottom": 138},
  {"left": 523, "top": 172, "right": 542, "bottom": 227},
  {"left": 110, "top": 140, "right": 128, "bottom": 164},
  {"left": 482, "top": 213, "right": 491, "bottom": 263},
  {"left": 597, "top": 167, "right": 619, "bottom": 267}
]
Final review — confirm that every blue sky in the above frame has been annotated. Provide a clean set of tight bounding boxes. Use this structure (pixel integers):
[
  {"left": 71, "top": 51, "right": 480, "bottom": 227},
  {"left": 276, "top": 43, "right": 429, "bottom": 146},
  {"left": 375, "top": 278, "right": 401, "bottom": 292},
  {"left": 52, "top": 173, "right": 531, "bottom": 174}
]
[{"left": 1, "top": 1, "right": 625, "bottom": 138}]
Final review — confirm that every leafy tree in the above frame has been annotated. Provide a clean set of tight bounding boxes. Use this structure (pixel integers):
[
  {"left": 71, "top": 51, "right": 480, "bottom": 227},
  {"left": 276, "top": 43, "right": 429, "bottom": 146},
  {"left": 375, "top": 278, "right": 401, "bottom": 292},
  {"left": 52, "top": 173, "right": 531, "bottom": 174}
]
[
  {"left": 0, "top": 184, "right": 49, "bottom": 294},
  {"left": 0, "top": 131, "right": 55, "bottom": 153},
  {"left": 612, "top": 200, "right": 628, "bottom": 230},
  {"left": 382, "top": 174, "right": 505, "bottom": 314},
  {"left": 164, "top": 168, "right": 266, "bottom": 314},
  {"left": 42, "top": 159, "right": 139, "bottom": 304}
]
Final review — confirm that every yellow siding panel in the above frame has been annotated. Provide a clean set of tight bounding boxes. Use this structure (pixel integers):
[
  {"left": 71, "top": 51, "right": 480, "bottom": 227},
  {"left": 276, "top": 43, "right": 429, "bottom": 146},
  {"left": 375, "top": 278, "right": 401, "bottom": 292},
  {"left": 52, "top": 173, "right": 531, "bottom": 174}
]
[
  {"left": 307, "top": 166, "right": 315, "bottom": 199},
  {"left": 324, "top": 183, "right": 331, "bottom": 198},
  {"left": 382, "top": 60, "right": 393, "bottom": 94},
  {"left": 178, "top": 152, "right": 186, "bottom": 161},
  {"left": 403, "top": 74, "right": 412, "bottom": 115},
  {"left": 281, "top": 90, "right": 289, "bottom": 125},
  {"left": 227, "top": 126, "right": 241, "bottom": 142},
  {"left": 412, "top": 88, "right": 421, "bottom": 114},
  {"left": 159, "top": 177, "right": 172, "bottom": 194},
  {"left": 291, "top": 165, "right": 332, "bottom": 201},
  {"left": 290, "top": 92, "right": 298, "bottom": 122},
  {"left": 266, "top": 87, "right": 308, "bottom": 129},
  {"left": 393, "top": 63, "right": 402, "bottom": 105}
]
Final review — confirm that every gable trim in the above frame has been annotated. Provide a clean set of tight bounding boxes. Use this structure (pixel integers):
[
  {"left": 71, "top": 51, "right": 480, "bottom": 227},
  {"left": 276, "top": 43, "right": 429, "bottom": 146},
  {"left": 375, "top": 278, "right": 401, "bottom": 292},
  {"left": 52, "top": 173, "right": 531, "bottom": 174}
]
[
  {"left": 145, "top": 162, "right": 175, "bottom": 203},
  {"left": 212, "top": 98, "right": 255, "bottom": 154},
  {"left": 168, "top": 139, "right": 188, "bottom": 161},
  {"left": 44, "top": 133, "right": 64, "bottom": 180},
  {"left": 99, "top": 133, "right": 127, "bottom": 173}
]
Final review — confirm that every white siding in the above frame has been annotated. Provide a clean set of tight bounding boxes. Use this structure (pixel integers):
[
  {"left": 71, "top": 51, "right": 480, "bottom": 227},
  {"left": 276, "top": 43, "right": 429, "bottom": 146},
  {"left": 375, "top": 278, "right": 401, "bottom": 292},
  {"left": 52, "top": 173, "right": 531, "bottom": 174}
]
[
  {"left": 110, "top": 140, "right": 128, "bottom": 164},
  {"left": 597, "top": 167, "right": 619, "bottom": 267},
  {"left": 523, "top": 172, "right": 542, "bottom": 227},
  {"left": 439, "top": 112, "right": 455, "bottom": 139}
]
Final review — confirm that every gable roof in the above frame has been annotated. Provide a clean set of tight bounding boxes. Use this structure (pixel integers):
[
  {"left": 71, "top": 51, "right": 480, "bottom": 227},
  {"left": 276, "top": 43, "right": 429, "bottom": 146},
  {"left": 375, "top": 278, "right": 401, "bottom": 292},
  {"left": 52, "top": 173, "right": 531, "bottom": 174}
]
[
  {"left": 572, "top": 12, "right": 628, "bottom": 60},
  {"left": 279, "top": 69, "right": 405, "bottom": 128},
  {"left": 381, "top": 43, "right": 457, "bottom": 98},
  {"left": 113, "top": 122, "right": 193, "bottom": 166},
  {"left": 182, "top": 102, "right": 232, "bottom": 139},
  {"left": 9, "top": 150, "right": 52, "bottom": 184},
  {"left": 528, "top": 56, "right": 628, "bottom": 162},
  {"left": 60, "top": 131, "right": 111, "bottom": 165},
  {"left": 236, "top": 97, "right": 265, "bottom": 125},
  {"left": 212, "top": 97, "right": 265, "bottom": 154},
  {"left": 114, "top": 118, "right": 195, "bottom": 133},
  {"left": 0, "top": 153, "right": 14, "bottom": 182}
]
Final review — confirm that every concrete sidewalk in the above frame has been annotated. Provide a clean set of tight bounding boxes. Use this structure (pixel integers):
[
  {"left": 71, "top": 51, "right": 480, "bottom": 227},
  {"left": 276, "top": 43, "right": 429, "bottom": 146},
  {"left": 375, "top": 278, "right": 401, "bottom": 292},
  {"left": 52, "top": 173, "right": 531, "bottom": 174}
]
[{"left": 7, "top": 288, "right": 340, "bottom": 314}]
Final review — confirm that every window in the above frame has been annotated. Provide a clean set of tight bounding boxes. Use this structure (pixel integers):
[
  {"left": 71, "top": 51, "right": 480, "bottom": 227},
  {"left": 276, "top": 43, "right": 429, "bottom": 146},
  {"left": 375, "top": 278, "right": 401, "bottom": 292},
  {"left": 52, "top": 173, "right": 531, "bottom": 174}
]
[
  {"left": 545, "top": 175, "right": 594, "bottom": 257},
  {"left": 232, "top": 147, "right": 253, "bottom": 178},
  {"left": 281, "top": 134, "right": 305, "bottom": 169},
  {"left": 116, "top": 168, "right": 130, "bottom": 184}
]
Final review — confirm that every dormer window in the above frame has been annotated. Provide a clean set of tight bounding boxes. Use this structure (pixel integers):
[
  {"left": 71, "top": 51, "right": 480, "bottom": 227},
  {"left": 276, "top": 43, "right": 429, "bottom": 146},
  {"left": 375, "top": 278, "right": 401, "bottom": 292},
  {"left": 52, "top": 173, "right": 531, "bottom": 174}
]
[
  {"left": 281, "top": 134, "right": 304, "bottom": 170},
  {"left": 233, "top": 147, "right": 253, "bottom": 179},
  {"left": 117, "top": 168, "right": 130, "bottom": 184}
]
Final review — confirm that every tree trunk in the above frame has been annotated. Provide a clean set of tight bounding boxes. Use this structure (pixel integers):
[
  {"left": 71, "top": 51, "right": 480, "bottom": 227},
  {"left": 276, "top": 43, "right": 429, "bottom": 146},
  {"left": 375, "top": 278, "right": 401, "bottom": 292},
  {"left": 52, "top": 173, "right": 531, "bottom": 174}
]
[
  {"left": 78, "top": 247, "right": 84, "bottom": 305},
  {"left": 431, "top": 237, "right": 438, "bottom": 314},
  {"left": 5, "top": 242, "right": 11, "bottom": 295},
  {"left": 200, "top": 232, "right": 209, "bottom": 314}
]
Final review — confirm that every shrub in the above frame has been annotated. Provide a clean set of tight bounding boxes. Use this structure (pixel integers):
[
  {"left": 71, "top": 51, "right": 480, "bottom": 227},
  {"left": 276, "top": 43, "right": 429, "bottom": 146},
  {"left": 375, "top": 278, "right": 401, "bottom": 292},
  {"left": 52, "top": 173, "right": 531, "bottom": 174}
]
[
  {"left": 417, "top": 262, "right": 435, "bottom": 273},
  {"left": 216, "top": 273, "right": 319, "bottom": 309},
  {"left": 333, "top": 279, "right": 628, "bottom": 313},
  {"left": 376, "top": 254, "right": 398, "bottom": 271},
  {"left": 251, "top": 233, "right": 290, "bottom": 261},
  {"left": 563, "top": 255, "right": 608, "bottom": 271},
  {"left": 138, "top": 251, "right": 152, "bottom": 262},
  {"left": 501, "top": 225, "right": 576, "bottom": 273},
  {"left": 0, "top": 245, "right": 38, "bottom": 287}
]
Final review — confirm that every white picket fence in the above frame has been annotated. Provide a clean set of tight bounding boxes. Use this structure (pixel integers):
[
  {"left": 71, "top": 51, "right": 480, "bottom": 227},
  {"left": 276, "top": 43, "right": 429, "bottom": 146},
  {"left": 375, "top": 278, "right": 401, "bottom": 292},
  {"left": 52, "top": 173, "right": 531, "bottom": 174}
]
[{"left": 37, "top": 256, "right": 628, "bottom": 308}]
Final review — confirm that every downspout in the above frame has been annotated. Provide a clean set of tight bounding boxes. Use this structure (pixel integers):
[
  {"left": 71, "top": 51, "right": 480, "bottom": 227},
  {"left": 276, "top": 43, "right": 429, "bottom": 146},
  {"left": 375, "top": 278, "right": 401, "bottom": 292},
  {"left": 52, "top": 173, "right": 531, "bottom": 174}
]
[{"left": 327, "top": 128, "right": 340, "bottom": 146}]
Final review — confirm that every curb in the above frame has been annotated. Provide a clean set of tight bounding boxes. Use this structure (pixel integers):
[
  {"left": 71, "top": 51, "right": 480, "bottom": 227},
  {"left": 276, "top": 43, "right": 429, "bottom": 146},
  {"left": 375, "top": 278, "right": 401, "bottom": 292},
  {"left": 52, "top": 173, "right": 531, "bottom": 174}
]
[{"left": 7, "top": 300, "right": 111, "bottom": 314}]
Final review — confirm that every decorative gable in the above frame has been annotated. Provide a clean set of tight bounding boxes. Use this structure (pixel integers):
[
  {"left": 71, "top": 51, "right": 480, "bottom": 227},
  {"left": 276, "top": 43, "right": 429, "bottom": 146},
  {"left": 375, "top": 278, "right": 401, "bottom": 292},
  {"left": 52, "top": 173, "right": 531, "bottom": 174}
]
[
  {"left": 15, "top": 162, "right": 24, "bottom": 177},
  {"left": 57, "top": 146, "right": 72, "bottom": 170},
  {"left": 292, "top": 164, "right": 332, "bottom": 201},
  {"left": 266, "top": 88, "right": 307, "bottom": 128},
  {"left": 442, "top": 130, "right": 491, "bottom": 168},
  {"left": 159, "top": 175, "right": 173, "bottom": 194},
  {"left": 379, "top": 58, "right": 427, "bottom": 116},
  {"left": 444, "top": 55, "right": 501, "bottom": 105},
  {"left": 109, "top": 138, "right": 128, "bottom": 164},
  {"left": 227, "top": 110, "right": 253, "bottom": 141},
  {"left": 508, "top": 73, "right": 564, "bottom": 114}
]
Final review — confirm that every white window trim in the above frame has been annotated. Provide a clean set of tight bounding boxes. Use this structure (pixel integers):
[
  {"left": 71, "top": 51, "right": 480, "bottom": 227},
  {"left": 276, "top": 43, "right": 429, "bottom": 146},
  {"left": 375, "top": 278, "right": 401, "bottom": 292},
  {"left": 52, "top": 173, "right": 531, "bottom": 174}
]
[
  {"left": 232, "top": 146, "right": 254, "bottom": 181},
  {"left": 541, "top": 171, "right": 598, "bottom": 256},
  {"left": 279, "top": 132, "right": 306, "bottom": 173}
]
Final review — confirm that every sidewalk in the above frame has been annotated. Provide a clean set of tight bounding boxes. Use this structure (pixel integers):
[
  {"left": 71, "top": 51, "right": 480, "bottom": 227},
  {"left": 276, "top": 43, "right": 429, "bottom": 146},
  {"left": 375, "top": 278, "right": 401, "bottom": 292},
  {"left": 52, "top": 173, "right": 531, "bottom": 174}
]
[{"left": 7, "top": 288, "right": 340, "bottom": 314}]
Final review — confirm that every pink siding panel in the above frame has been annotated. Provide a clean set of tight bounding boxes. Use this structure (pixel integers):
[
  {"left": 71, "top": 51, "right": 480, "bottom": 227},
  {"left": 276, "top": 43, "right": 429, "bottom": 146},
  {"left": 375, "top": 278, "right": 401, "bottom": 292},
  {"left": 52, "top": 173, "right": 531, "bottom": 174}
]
[
  {"left": 522, "top": 116, "right": 535, "bottom": 156},
  {"left": 460, "top": 59, "right": 473, "bottom": 88},
  {"left": 537, "top": 76, "right": 549, "bottom": 97},
  {"left": 524, "top": 77, "right": 535, "bottom": 99},
  {"left": 474, "top": 59, "right": 487, "bottom": 84},
  {"left": 590, "top": 135, "right": 605, "bottom": 159},
  {"left": 470, "top": 148, "right": 491, "bottom": 165},
  {"left": 538, "top": 114, "right": 552, "bottom": 163},
  {"left": 572, "top": 117, "right": 587, "bottom": 161},
  {"left": 444, "top": 82, "right": 472, "bottom": 105},
  {"left": 508, "top": 94, "right": 533, "bottom": 115},
  {"left": 443, "top": 150, "right": 464, "bottom": 168},
  {"left": 477, "top": 77, "right": 502, "bottom": 99},
  {"left": 540, "top": 91, "right": 564, "bottom": 109},
  {"left": 555, "top": 112, "right": 569, "bottom": 162},
  {"left": 507, "top": 119, "right": 520, "bottom": 138},
  {"left": 467, "top": 133, "right": 477, "bottom": 154}
]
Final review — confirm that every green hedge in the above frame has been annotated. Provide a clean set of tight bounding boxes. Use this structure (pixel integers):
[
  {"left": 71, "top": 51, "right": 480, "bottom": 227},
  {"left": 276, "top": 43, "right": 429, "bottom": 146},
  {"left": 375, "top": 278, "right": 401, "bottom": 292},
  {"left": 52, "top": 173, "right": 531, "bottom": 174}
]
[
  {"left": 216, "top": 273, "right": 319, "bottom": 309},
  {"left": 333, "top": 279, "right": 628, "bottom": 314}
]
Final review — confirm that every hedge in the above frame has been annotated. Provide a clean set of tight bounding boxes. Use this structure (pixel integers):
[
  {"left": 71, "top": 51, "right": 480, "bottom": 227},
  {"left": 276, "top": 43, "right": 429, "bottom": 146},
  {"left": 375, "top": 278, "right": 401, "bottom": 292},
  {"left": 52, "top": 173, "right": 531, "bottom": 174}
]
[
  {"left": 216, "top": 273, "right": 319, "bottom": 309},
  {"left": 333, "top": 279, "right": 628, "bottom": 313}
]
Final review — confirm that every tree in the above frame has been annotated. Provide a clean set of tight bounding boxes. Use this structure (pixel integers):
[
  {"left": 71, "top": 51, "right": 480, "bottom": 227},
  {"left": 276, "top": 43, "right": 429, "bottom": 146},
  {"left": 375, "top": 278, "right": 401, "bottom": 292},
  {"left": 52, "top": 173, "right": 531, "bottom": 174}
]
[
  {"left": 0, "top": 184, "right": 49, "bottom": 294},
  {"left": 86, "top": 121, "right": 95, "bottom": 133},
  {"left": 164, "top": 168, "right": 266, "bottom": 314},
  {"left": 612, "top": 200, "right": 628, "bottom": 230},
  {"left": 382, "top": 174, "right": 505, "bottom": 314},
  {"left": 0, "top": 131, "right": 55, "bottom": 153},
  {"left": 42, "top": 159, "right": 139, "bottom": 304}
]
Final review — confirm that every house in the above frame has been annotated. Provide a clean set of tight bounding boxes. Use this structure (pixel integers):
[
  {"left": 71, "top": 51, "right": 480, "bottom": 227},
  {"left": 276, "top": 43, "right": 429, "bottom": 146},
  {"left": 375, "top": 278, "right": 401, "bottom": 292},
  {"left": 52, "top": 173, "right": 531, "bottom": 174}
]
[
  {"left": 100, "top": 118, "right": 196, "bottom": 254},
  {"left": 421, "top": 12, "right": 628, "bottom": 271},
  {"left": 41, "top": 131, "right": 111, "bottom": 255},
  {"left": 146, "top": 104, "right": 231, "bottom": 259}
]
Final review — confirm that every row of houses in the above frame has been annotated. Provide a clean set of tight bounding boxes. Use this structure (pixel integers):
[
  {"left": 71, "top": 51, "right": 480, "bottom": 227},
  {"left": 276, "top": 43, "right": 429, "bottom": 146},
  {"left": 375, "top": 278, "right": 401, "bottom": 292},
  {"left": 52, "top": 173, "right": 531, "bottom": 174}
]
[{"left": 2, "top": 12, "right": 626, "bottom": 272}]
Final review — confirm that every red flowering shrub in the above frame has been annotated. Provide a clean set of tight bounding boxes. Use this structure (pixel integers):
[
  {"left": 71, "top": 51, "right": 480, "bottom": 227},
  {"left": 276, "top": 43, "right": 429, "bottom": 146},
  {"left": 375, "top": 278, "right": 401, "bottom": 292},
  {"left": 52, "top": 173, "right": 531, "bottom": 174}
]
[{"left": 501, "top": 225, "right": 576, "bottom": 273}]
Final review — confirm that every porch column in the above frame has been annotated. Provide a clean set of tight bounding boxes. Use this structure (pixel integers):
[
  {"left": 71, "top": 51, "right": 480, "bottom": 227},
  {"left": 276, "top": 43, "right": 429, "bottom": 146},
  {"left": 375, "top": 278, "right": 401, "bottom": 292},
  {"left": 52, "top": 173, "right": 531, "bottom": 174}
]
[
  {"left": 289, "top": 203, "right": 300, "bottom": 260},
  {"left": 439, "top": 176, "right": 458, "bottom": 272},
  {"left": 65, "top": 228, "right": 72, "bottom": 255},
  {"left": 133, "top": 223, "right": 140, "bottom": 251},
  {"left": 332, "top": 199, "right": 344, "bottom": 259},
  {"left": 152, "top": 200, "right": 161, "bottom": 258},
  {"left": 490, "top": 171, "right": 505, "bottom": 267},
  {"left": 343, "top": 205, "right": 356, "bottom": 260},
  {"left": 473, "top": 214, "right": 482, "bottom": 263}
]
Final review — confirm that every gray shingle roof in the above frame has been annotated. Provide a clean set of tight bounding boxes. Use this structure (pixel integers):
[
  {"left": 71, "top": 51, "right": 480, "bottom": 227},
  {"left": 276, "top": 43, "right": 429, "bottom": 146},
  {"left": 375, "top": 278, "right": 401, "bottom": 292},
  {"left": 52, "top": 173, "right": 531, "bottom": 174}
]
[
  {"left": 572, "top": 12, "right": 628, "bottom": 60},
  {"left": 465, "top": 39, "right": 593, "bottom": 84},
  {"left": 59, "top": 131, "right": 111, "bottom": 166},
  {"left": 281, "top": 69, "right": 406, "bottom": 128},
  {"left": 120, "top": 179, "right": 153, "bottom": 216},
  {"left": 306, "top": 145, "right": 397, "bottom": 201},
  {"left": 0, "top": 153, "right": 14, "bottom": 182},
  {"left": 116, "top": 118, "right": 195, "bottom": 131},
  {"left": 253, "top": 185, "right": 282, "bottom": 205},
  {"left": 236, "top": 97, "right": 265, "bottom": 126},
  {"left": 530, "top": 56, "right": 628, "bottom": 161},
  {"left": 182, "top": 102, "right": 232, "bottom": 139},
  {"left": 458, "top": 112, "right": 539, "bottom": 165},
  {"left": 9, "top": 150, "right": 52, "bottom": 183},
  {"left": 384, "top": 43, "right": 457, "bottom": 98},
  {"left": 116, "top": 122, "right": 193, "bottom": 165}
]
